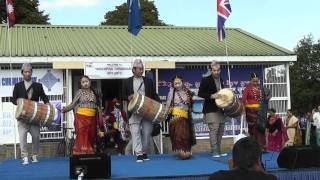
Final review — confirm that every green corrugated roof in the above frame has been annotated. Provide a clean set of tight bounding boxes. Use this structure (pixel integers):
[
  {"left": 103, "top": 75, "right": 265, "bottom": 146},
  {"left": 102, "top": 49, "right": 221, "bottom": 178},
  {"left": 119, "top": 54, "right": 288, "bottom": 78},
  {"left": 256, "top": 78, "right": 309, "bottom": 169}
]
[{"left": 0, "top": 25, "right": 294, "bottom": 57}]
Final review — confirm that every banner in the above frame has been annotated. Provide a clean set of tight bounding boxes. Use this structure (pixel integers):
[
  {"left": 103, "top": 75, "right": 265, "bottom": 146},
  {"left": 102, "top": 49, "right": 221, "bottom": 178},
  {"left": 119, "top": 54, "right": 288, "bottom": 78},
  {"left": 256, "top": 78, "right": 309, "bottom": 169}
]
[
  {"left": 85, "top": 62, "right": 136, "bottom": 79},
  {"left": 0, "top": 69, "right": 63, "bottom": 97},
  {"left": 158, "top": 66, "right": 263, "bottom": 137},
  {"left": 0, "top": 103, "right": 18, "bottom": 145}
]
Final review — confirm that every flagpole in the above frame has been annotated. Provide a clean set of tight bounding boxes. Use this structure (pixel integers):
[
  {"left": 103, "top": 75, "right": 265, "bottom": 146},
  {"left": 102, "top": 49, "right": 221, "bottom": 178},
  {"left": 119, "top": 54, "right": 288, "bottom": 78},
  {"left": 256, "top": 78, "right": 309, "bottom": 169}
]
[
  {"left": 6, "top": 0, "right": 17, "bottom": 159},
  {"left": 130, "top": 34, "right": 133, "bottom": 56},
  {"left": 224, "top": 37, "right": 231, "bottom": 89}
]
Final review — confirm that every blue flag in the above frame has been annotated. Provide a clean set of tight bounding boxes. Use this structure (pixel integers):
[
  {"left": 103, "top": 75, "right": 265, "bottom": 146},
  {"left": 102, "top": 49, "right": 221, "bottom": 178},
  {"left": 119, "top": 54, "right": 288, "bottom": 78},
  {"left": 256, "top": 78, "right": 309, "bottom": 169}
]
[{"left": 128, "top": 0, "right": 142, "bottom": 36}]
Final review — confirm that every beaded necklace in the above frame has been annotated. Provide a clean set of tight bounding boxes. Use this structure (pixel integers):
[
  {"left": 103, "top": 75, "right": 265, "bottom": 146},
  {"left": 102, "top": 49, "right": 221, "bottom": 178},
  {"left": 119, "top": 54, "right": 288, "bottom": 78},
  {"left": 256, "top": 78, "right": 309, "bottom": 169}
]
[
  {"left": 175, "top": 87, "right": 192, "bottom": 106},
  {"left": 251, "top": 86, "right": 262, "bottom": 102}
]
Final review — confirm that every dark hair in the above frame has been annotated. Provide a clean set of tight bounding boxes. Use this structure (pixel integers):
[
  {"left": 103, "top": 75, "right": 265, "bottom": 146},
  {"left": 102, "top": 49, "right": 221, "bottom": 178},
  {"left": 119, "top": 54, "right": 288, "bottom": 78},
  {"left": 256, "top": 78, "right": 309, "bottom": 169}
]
[
  {"left": 171, "top": 74, "right": 183, "bottom": 83},
  {"left": 232, "top": 137, "right": 262, "bottom": 170},
  {"left": 250, "top": 73, "right": 259, "bottom": 80},
  {"left": 269, "top": 108, "right": 276, "bottom": 113}
]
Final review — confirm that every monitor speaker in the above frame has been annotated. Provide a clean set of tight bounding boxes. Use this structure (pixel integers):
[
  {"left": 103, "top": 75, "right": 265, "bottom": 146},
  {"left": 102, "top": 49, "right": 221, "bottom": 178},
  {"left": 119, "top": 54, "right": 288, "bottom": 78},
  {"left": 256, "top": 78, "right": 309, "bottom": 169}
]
[{"left": 70, "top": 154, "right": 111, "bottom": 179}]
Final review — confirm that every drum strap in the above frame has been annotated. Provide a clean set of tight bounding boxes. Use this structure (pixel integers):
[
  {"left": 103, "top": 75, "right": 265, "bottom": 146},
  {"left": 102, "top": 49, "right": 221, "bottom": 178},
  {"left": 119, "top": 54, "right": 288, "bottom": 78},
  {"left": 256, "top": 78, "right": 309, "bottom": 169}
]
[{"left": 137, "top": 81, "right": 144, "bottom": 92}]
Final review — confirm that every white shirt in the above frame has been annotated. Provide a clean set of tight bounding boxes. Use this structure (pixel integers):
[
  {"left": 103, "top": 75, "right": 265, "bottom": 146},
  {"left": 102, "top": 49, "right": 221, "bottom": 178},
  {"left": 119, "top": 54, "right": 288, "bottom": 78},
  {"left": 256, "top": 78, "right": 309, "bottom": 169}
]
[
  {"left": 313, "top": 112, "right": 320, "bottom": 128},
  {"left": 133, "top": 77, "right": 145, "bottom": 95},
  {"left": 24, "top": 80, "right": 33, "bottom": 99}
]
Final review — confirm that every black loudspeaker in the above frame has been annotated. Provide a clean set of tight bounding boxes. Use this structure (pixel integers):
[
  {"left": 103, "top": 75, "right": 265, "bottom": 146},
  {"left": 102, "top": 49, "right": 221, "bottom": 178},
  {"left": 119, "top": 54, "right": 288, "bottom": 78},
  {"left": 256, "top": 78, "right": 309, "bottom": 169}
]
[
  {"left": 277, "top": 146, "right": 320, "bottom": 169},
  {"left": 70, "top": 154, "right": 111, "bottom": 179}
]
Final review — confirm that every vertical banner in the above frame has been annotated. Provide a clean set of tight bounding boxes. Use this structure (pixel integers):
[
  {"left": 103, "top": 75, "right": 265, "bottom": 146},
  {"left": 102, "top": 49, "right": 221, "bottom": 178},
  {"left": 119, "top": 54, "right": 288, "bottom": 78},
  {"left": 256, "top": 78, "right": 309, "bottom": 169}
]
[
  {"left": 0, "top": 103, "right": 18, "bottom": 145},
  {"left": 158, "top": 66, "right": 263, "bottom": 138}
]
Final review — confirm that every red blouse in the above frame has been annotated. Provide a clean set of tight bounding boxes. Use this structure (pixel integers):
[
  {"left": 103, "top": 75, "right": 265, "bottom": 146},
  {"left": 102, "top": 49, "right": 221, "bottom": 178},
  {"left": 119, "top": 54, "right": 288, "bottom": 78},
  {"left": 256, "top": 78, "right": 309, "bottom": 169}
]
[{"left": 242, "top": 84, "right": 262, "bottom": 105}]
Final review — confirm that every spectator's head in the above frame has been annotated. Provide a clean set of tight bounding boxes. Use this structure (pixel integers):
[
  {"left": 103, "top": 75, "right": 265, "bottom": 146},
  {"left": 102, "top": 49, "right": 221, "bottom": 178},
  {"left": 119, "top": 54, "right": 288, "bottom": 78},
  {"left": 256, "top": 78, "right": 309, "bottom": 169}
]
[
  {"left": 286, "top": 109, "right": 293, "bottom": 117},
  {"left": 231, "top": 137, "right": 263, "bottom": 171},
  {"left": 210, "top": 60, "right": 221, "bottom": 78},
  {"left": 132, "top": 59, "right": 144, "bottom": 77},
  {"left": 21, "top": 63, "right": 33, "bottom": 81},
  {"left": 268, "top": 108, "right": 276, "bottom": 116}
]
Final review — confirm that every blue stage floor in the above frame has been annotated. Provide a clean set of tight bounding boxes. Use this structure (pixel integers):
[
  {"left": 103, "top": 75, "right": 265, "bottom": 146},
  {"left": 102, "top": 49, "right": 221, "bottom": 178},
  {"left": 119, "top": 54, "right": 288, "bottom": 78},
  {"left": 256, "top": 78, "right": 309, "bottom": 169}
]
[{"left": 0, "top": 152, "right": 319, "bottom": 180}]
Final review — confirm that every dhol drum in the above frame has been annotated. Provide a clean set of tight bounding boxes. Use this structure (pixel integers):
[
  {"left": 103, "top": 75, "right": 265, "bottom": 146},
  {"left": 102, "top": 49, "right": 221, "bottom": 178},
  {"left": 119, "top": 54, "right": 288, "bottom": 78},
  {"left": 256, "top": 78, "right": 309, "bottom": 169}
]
[
  {"left": 128, "top": 93, "right": 165, "bottom": 122},
  {"left": 215, "top": 88, "right": 244, "bottom": 118},
  {"left": 15, "top": 98, "right": 57, "bottom": 126}
]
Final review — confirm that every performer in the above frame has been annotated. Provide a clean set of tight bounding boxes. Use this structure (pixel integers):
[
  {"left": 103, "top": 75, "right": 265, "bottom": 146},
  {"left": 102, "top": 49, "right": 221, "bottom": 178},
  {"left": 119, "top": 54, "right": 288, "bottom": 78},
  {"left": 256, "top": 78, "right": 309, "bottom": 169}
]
[
  {"left": 97, "top": 98, "right": 128, "bottom": 155},
  {"left": 242, "top": 73, "right": 271, "bottom": 149},
  {"left": 165, "top": 75, "right": 196, "bottom": 160},
  {"left": 12, "top": 63, "right": 49, "bottom": 165},
  {"left": 266, "top": 109, "right": 288, "bottom": 152},
  {"left": 122, "top": 59, "right": 160, "bottom": 162},
  {"left": 198, "top": 60, "right": 227, "bottom": 157},
  {"left": 285, "top": 110, "right": 302, "bottom": 146},
  {"left": 62, "top": 75, "right": 99, "bottom": 155},
  {"left": 305, "top": 111, "right": 313, "bottom": 145}
]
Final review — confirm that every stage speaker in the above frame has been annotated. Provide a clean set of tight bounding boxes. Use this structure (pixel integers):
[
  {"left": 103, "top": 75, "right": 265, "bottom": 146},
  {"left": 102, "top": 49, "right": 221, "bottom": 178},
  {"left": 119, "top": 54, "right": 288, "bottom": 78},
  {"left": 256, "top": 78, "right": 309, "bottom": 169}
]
[
  {"left": 70, "top": 154, "right": 111, "bottom": 179},
  {"left": 277, "top": 145, "right": 320, "bottom": 169}
]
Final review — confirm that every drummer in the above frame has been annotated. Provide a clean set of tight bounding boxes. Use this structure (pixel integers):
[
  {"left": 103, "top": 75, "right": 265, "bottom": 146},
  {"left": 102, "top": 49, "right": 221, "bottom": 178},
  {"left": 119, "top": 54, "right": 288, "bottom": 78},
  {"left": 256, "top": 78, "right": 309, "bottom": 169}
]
[
  {"left": 12, "top": 63, "right": 49, "bottom": 165},
  {"left": 122, "top": 59, "right": 160, "bottom": 162},
  {"left": 198, "top": 60, "right": 227, "bottom": 157}
]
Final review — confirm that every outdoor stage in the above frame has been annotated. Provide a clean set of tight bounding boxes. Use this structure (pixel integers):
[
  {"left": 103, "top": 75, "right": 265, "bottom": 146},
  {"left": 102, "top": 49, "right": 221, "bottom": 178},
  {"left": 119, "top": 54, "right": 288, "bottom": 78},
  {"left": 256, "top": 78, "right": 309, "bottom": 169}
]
[{"left": 0, "top": 152, "right": 319, "bottom": 180}]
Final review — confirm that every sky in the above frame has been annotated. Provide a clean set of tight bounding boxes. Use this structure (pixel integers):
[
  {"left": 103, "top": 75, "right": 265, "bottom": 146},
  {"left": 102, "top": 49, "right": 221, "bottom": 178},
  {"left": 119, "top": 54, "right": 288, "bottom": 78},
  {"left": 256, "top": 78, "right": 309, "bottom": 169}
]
[{"left": 38, "top": 0, "right": 320, "bottom": 51}]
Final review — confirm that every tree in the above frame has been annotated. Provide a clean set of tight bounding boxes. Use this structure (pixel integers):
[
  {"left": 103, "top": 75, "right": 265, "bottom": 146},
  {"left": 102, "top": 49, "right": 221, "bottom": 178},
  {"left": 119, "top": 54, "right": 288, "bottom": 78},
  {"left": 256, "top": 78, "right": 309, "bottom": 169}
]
[
  {"left": 290, "top": 35, "right": 320, "bottom": 114},
  {"left": 1, "top": 0, "right": 49, "bottom": 25},
  {"left": 101, "top": 0, "right": 166, "bottom": 26}
]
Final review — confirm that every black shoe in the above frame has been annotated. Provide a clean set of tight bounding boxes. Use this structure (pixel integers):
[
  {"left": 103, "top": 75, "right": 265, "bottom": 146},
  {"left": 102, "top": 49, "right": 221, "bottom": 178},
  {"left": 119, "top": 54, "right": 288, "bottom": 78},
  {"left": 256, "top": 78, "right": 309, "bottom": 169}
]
[
  {"left": 142, "top": 154, "right": 150, "bottom": 161},
  {"left": 136, "top": 155, "right": 144, "bottom": 163}
]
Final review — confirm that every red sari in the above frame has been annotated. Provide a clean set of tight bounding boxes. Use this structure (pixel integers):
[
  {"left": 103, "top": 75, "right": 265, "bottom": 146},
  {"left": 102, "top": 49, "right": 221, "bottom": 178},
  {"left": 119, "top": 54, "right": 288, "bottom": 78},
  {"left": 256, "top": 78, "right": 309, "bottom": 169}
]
[
  {"left": 73, "top": 110, "right": 97, "bottom": 155},
  {"left": 266, "top": 115, "right": 288, "bottom": 152}
]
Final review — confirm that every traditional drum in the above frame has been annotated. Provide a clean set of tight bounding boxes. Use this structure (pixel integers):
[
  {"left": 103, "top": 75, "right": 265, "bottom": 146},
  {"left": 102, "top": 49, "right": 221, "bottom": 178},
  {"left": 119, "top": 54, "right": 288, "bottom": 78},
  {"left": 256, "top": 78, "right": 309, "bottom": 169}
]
[
  {"left": 128, "top": 93, "right": 165, "bottom": 122},
  {"left": 215, "top": 88, "right": 244, "bottom": 117},
  {"left": 15, "top": 98, "right": 57, "bottom": 126}
]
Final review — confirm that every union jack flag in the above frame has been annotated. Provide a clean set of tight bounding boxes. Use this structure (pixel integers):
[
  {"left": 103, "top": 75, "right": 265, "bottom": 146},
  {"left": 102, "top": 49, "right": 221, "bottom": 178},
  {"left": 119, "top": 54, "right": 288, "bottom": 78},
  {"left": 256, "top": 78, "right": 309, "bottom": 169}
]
[{"left": 217, "top": 0, "right": 232, "bottom": 42}]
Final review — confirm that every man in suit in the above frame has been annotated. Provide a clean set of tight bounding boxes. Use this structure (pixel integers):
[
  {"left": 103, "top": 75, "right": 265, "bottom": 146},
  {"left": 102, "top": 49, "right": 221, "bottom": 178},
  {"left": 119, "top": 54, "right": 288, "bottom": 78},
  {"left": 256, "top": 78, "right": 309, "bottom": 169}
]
[
  {"left": 198, "top": 61, "right": 227, "bottom": 157},
  {"left": 122, "top": 59, "right": 160, "bottom": 162},
  {"left": 12, "top": 63, "right": 49, "bottom": 165}
]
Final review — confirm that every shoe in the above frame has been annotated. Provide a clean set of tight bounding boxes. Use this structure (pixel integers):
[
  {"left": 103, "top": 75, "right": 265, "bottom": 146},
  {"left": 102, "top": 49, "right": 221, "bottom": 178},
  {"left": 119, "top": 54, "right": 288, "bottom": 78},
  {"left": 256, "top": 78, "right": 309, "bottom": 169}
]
[
  {"left": 212, "top": 145, "right": 220, "bottom": 158},
  {"left": 22, "top": 157, "right": 29, "bottom": 165},
  {"left": 142, "top": 154, "right": 150, "bottom": 161},
  {"left": 31, "top": 155, "right": 38, "bottom": 163},
  {"left": 212, "top": 154, "right": 221, "bottom": 158},
  {"left": 219, "top": 153, "right": 228, "bottom": 157},
  {"left": 136, "top": 155, "right": 144, "bottom": 163}
]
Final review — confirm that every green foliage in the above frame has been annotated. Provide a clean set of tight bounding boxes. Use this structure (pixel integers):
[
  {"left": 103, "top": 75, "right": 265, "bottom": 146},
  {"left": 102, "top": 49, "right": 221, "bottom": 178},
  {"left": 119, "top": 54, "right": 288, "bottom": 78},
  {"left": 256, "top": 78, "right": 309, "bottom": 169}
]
[
  {"left": 290, "top": 35, "right": 320, "bottom": 113},
  {"left": 101, "top": 0, "right": 166, "bottom": 26},
  {"left": 0, "top": 0, "right": 50, "bottom": 25}
]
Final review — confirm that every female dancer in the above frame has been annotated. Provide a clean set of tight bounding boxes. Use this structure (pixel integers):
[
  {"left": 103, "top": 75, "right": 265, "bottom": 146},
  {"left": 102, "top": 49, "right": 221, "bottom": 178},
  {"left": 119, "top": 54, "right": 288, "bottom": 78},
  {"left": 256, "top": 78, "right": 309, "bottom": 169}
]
[
  {"left": 62, "top": 75, "right": 99, "bottom": 155},
  {"left": 165, "top": 75, "right": 196, "bottom": 159}
]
